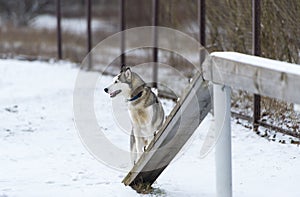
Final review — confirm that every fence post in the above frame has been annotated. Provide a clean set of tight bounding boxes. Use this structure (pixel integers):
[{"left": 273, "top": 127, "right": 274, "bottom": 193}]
[
  {"left": 120, "top": 0, "right": 126, "bottom": 66},
  {"left": 198, "top": 0, "right": 206, "bottom": 47},
  {"left": 214, "top": 84, "right": 232, "bottom": 197},
  {"left": 198, "top": 0, "right": 206, "bottom": 74},
  {"left": 86, "top": 0, "right": 92, "bottom": 69},
  {"left": 152, "top": 0, "right": 159, "bottom": 88},
  {"left": 252, "top": 0, "right": 261, "bottom": 130},
  {"left": 56, "top": 0, "right": 62, "bottom": 59}
]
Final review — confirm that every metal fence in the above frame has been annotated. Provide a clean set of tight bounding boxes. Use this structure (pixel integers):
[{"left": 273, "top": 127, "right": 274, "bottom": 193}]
[{"left": 55, "top": 0, "right": 299, "bottom": 139}]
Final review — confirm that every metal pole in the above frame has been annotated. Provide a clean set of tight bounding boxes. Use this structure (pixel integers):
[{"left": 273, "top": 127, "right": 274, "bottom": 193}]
[
  {"left": 214, "top": 84, "right": 232, "bottom": 197},
  {"left": 120, "top": 0, "right": 125, "bottom": 66},
  {"left": 152, "top": 0, "right": 159, "bottom": 88},
  {"left": 198, "top": 0, "right": 206, "bottom": 46},
  {"left": 198, "top": 0, "right": 206, "bottom": 72},
  {"left": 56, "top": 0, "right": 62, "bottom": 59},
  {"left": 86, "top": 0, "right": 92, "bottom": 69},
  {"left": 253, "top": 0, "right": 261, "bottom": 131}
]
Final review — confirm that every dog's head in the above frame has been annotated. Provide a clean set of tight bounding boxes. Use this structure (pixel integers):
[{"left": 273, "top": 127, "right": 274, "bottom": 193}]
[{"left": 104, "top": 65, "right": 132, "bottom": 98}]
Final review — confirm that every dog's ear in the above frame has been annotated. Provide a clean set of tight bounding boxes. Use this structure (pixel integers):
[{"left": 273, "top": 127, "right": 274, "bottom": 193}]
[
  {"left": 124, "top": 67, "right": 132, "bottom": 81},
  {"left": 121, "top": 64, "right": 127, "bottom": 72}
]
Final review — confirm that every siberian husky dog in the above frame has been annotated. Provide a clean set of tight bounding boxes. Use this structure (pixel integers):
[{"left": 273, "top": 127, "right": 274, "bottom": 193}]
[{"left": 104, "top": 65, "right": 164, "bottom": 164}]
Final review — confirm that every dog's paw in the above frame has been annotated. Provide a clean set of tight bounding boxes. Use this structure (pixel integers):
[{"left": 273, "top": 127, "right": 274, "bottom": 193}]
[{"left": 143, "top": 145, "right": 148, "bottom": 152}]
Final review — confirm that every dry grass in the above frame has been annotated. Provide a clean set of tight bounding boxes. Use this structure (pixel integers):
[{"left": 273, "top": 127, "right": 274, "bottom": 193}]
[
  {"left": 0, "top": 24, "right": 57, "bottom": 58},
  {"left": 232, "top": 90, "right": 300, "bottom": 138},
  {"left": 0, "top": 22, "right": 113, "bottom": 62},
  {"left": 130, "top": 183, "right": 154, "bottom": 194}
]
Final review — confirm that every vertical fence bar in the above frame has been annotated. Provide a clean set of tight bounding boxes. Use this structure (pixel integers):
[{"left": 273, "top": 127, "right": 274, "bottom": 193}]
[
  {"left": 152, "top": 0, "right": 159, "bottom": 88},
  {"left": 214, "top": 84, "right": 232, "bottom": 197},
  {"left": 86, "top": 0, "right": 92, "bottom": 69},
  {"left": 198, "top": 0, "right": 206, "bottom": 73},
  {"left": 198, "top": 0, "right": 206, "bottom": 47},
  {"left": 120, "top": 0, "right": 126, "bottom": 66},
  {"left": 56, "top": 0, "right": 62, "bottom": 59},
  {"left": 252, "top": 0, "right": 261, "bottom": 130}
]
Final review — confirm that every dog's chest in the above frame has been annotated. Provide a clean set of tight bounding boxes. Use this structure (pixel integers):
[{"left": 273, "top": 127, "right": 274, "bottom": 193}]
[{"left": 128, "top": 105, "right": 153, "bottom": 127}]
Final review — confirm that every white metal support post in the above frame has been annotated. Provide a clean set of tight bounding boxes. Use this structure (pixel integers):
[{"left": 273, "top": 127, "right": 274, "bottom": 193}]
[{"left": 214, "top": 84, "right": 232, "bottom": 197}]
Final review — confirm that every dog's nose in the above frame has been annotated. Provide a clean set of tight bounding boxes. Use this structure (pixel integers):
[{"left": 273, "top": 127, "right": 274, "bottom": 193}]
[{"left": 104, "top": 88, "right": 108, "bottom": 93}]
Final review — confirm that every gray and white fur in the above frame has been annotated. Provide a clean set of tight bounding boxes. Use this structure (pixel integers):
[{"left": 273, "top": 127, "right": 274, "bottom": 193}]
[{"left": 104, "top": 65, "right": 164, "bottom": 164}]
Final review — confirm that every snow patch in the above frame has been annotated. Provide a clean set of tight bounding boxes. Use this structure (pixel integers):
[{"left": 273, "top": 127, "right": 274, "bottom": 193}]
[
  {"left": 30, "top": 14, "right": 116, "bottom": 34},
  {"left": 1, "top": 59, "right": 300, "bottom": 196}
]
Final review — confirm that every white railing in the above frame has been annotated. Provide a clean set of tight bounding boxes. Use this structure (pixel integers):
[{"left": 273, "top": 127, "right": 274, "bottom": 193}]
[{"left": 203, "top": 52, "right": 300, "bottom": 197}]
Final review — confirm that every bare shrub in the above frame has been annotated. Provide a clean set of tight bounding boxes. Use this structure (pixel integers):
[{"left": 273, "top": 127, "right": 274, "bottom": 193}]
[{"left": 0, "top": 0, "right": 51, "bottom": 26}]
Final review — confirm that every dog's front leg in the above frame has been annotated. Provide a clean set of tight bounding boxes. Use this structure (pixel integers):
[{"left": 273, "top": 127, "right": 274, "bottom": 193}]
[
  {"left": 131, "top": 127, "right": 145, "bottom": 164},
  {"left": 130, "top": 128, "right": 137, "bottom": 165},
  {"left": 135, "top": 136, "right": 145, "bottom": 160},
  {"left": 133, "top": 127, "right": 146, "bottom": 160},
  {"left": 142, "top": 127, "right": 155, "bottom": 151}
]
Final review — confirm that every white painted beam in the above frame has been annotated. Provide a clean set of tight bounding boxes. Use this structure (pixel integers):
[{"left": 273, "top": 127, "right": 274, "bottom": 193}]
[{"left": 203, "top": 52, "right": 300, "bottom": 104}]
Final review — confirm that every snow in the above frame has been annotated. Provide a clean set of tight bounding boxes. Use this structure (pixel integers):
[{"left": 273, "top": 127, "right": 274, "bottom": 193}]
[
  {"left": 1, "top": 59, "right": 300, "bottom": 197},
  {"left": 211, "top": 52, "right": 300, "bottom": 75},
  {"left": 30, "top": 15, "right": 116, "bottom": 34},
  {"left": 294, "top": 104, "right": 300, "bottom": 113}
]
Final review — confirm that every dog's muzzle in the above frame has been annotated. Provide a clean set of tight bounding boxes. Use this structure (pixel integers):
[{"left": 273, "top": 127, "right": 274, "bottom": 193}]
[{"left": 104, "top": 88, "right": 122, "bottom": 98}]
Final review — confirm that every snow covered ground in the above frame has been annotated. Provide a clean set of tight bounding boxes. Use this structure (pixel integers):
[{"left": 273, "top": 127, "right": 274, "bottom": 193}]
[{"left": 1, "top": 59, "right": 300, "bottom": 197}]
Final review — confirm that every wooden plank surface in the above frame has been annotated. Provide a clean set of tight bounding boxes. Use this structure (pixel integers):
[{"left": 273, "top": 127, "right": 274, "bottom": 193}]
[
  {"left": 203, "top": 52, "right": 300, "bottom": 104},
  {"left": 122, "top": 72, "right": 212, "bottom": 188}
]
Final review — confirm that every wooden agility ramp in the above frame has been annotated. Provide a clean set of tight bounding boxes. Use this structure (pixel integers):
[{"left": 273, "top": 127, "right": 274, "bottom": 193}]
[{"left": 122, "top": 72, "right": 212, "bottom": 189}]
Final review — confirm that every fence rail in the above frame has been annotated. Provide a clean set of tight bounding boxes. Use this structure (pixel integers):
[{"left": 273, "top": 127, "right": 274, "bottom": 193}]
[
  {"left": 205, "top": 52, "right": 300, "bottom": 104},
  {"left": 204, "top": 52, "right": 300, "bottom": 197}
]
